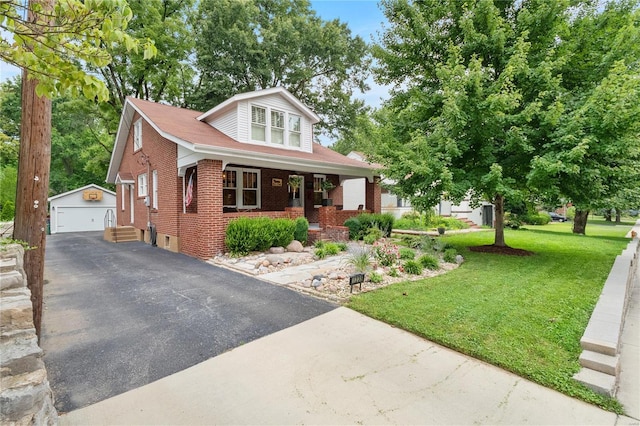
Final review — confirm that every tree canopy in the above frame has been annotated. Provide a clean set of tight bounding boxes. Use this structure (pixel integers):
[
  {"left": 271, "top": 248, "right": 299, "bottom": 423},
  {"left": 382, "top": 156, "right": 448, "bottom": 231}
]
[
  {"left": 189, "top": 0, "right": 371, "bottom": 138},
  {"left": 371, "top": 0, "right": 639, "bottom": 242}
]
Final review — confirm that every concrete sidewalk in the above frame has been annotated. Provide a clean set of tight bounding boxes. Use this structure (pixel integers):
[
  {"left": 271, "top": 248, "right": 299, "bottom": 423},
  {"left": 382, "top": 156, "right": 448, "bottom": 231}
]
[{"left": 61, "top": 307, "right": 634, "bottom": 425}]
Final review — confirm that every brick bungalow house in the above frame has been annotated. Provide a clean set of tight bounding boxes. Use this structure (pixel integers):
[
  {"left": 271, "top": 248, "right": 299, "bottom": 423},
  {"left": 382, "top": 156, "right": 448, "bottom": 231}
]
[{"left": 105, "top": 87, "right": 381, "bottom": 259}]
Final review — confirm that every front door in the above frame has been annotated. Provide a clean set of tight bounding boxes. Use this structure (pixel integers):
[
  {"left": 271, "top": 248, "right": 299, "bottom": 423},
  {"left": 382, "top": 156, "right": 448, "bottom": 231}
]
[{"left": 482, "top": 205, "right": 493, "bottom": 227}]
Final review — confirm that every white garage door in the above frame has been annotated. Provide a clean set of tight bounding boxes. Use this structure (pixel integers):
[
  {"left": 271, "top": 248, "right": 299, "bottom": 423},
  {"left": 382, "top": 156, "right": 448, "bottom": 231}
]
[{"left": 55, "top": 207, "right": 110, "bottom": 233}]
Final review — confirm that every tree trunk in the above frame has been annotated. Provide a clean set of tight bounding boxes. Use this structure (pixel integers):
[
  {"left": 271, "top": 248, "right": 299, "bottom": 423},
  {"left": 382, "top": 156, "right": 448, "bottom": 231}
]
[
  {"left": 615, "top": 211, "right": 621, "bottom": 223},
  {"left": 604, "top": 209, "right": 612, "bottom": 221},
  {"left": 572, "top": 209, "right": 589, "bottom": 234},
  {"left": 13, "top": 68, "right": 52, "bottom": 339},
  {"left": 494, "top": 193, "right": 506, "bottom": 247}
]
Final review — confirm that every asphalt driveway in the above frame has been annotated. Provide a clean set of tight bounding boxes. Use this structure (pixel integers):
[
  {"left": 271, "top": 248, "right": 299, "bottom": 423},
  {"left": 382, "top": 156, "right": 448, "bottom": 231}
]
[{"left": 41, "top": 232, "right": 335, "bottom": 414}]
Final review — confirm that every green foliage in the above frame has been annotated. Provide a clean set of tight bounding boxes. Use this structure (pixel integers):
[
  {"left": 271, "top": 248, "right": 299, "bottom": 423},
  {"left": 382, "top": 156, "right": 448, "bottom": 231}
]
[
  {"left": 373, "top": 240, "right": 399, "bottom": 267},
  {"left": 270, "top": 219, "right": 296, "bottom": 248},
  {"left": 369, "top": 271, "right": 383, "bottom": 284},
  {"left": 2, "top": 0, "right": 156, "bottom": 102},
  {"left": 344, "top": 217, "right": 362, "bottom": 240},
  {"left": 294, "top": 217, "right": 309, "bottom": 245},
  {"left": 398, "top": 247, "right": 415, "bottom": 260},
  {"left": 443, "top": 249, "right": 458, "bottom": 263},
  {"left": 522, "top": 213, "right": 551, "bottom": 226},
  {"left": 388, "top": 267, "right": 400, "bottom": 278},
  {"left": 418, "top": 254, "right": 440, "bottom": 270},
  {"left": 0, "top": 166, "right": 17, "bottom": 221},
  {"left": 315, "top": 241, "right": 341, "bottom": 259},
  {"left": 190, "top": 0, "right": 371, "bottom": 139},
  {"left": 225, "top": 217, "right": 296, "bottom": 255},
  {"left": 336, "top": 242, "right": 348, "bottom": 251},
  {"left": 403, "top": 260, "right": 423, "bottom": 275},
  {"left": 363, "top": 226, "right": 383, "bottom": 244},
  {"left": 346, "top": 247, "right": 372, "bottom": 273}
]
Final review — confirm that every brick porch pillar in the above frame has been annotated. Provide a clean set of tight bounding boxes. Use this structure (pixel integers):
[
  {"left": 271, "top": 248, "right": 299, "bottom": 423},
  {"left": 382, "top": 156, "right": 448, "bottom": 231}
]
[
  {"left": 319, "top": 206, "right": 337, "bottom": 229},
  {"left": 365, "top": 178, "right": 382, "bottom": 214},
  {"left": 196, "top": 159, "right": 224, "bottom": 258}
]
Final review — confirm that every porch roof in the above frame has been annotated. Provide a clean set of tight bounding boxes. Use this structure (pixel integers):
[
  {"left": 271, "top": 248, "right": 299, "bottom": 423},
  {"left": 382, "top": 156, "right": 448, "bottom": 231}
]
[{"left": 107, "top": 97, "right": 380, "bottom": 183}]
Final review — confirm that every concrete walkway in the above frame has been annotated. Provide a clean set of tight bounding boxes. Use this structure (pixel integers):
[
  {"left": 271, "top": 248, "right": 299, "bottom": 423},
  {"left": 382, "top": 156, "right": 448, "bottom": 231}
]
[{"left": 61, "top": 307, "right": 628, "bottom": 426}]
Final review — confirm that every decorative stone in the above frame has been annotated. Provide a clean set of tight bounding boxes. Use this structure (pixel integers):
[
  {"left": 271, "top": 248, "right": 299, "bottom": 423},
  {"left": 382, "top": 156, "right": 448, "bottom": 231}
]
[
  {"left": 262, "top": 260, "right": 270, "bottom": 267},
  {"left": 455, "top": 255, "right": 464, "bottom": 264},
  {"left": 302, "top": 280, "right": 312, "bottom": 288},
  {"left": 258, "top": 266, "right": 269, "bottom": 274},
  {"left": 269, "top": 247, "right": 285, "bottom": 254},
  {"left": 328, "top": 272, "right": 339, "bottom": 280},
  {"left": 312, "top": 279, "right": 322, "bottom": 288},
  {"left": 266, "top": 255, "right": 284, "bottom": 266},
  {"left": 286, "top": 240, "right": 304, "bottom": 253}
]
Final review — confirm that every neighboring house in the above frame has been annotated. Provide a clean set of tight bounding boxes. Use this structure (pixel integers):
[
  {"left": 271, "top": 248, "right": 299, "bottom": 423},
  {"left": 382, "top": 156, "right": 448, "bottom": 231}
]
[
  {"left": 48, "top": 184, "right": 116, "bottom": 234},
  {"left": 106, "top": 87, "right": 381, "bottom": 259},
  {"left": 345, "top": 151, "right": 494, "bottom": 226}
]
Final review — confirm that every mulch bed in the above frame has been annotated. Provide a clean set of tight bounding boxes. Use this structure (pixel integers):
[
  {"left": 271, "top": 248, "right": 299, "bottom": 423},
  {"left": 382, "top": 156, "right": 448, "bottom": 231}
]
[{"left": 468, "top": 244, "right": 534, "bottom": 256}]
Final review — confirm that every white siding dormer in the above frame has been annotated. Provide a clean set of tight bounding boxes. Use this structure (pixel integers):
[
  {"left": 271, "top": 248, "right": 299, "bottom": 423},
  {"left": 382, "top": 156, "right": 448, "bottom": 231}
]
[{"left": 202, "top": 90, "right": 315, "bottom": 154}]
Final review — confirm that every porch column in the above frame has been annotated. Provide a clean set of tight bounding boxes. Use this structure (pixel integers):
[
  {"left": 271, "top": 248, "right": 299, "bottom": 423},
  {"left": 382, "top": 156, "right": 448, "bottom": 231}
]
[
  {"left": 196, "top": 159, "right": 224, "bottom": 258},
  {"left": 365, "top": 178, "right": 381, "bottom": 214}
]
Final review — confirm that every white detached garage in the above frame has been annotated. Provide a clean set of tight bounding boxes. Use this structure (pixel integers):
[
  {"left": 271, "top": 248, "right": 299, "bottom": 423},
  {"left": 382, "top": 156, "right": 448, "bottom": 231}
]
[{"left": 48, "top": 184, "right": 116, "bottom": 234}]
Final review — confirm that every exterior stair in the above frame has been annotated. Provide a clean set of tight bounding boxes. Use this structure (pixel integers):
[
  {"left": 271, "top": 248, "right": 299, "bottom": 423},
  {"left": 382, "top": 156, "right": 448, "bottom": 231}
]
[
  {"left": 104, "top": 226, "right": 138, "bottom": 243},
  {"left": 459, "top": 218, "right": 481, "bottom": 229}
]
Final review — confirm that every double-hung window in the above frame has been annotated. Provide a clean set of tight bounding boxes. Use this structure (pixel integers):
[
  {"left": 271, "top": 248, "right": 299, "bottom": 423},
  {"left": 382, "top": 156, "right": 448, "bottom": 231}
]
[
  {"left": 133, "top": 119, "right": 142, "bottom": 151},
  {"left": 223, "top": 168, "right": 260, "bottom": 209},
  {"left": 137, "top": 173, "right": 148, "bottom": 197},
  {"left": 289, "top": 115, "right": 301, "bottom": 147},
  {"left": 313, "top": 175, "right": 326, "bottom": 207},
  {"left": 271, "top": 110, "right": 285, "bottom": 144},
  {"left": 251, "top": 106, "right": 266, "bottom": 141}
]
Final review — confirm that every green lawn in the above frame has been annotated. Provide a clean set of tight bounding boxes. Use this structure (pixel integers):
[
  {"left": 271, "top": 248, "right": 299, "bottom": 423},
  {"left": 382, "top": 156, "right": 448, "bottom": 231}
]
[{"left": 348, "top": 220, "right": 634, "bottom": 412}]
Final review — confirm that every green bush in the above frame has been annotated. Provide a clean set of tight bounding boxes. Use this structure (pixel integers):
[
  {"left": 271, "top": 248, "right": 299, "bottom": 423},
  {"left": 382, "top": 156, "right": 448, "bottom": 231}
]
[
  {"left": 418, "top": 254, "right": 440, "bottom": 270},
  {"left": 314, "top": 240, "right": 325, "bottom": 248},
  {"left": 443, "top": 248, "right": 458, "bottom": 263},
  {"left": 271, "top": 218, "right": 296, "bottom": 248},
  {"left": 398, "top": 247, "right": 415, "bottom": 260},
  {"left": 403, "top": 260, "right": 423, "bottom": 275},
  {"left": 363, "top": 233, "right": 378, "bottom": 245},
  {"left": 336, "top": 242, "right": 348, "bottom": 251},
  {"left": 324, "top": 242, "right": 341, "bottom": 255},
  {"left": 347, "top": 247, "right": 372, "bottom": 272},
  {"left": 522, "top": 213, "right": 551, "bottom": 225},
  {"left": 294, "top": 217, "right": 309, "bottom": 245},
  {"left": 344, "top": 217, "right": 362, "bottom": 240},
  {"left": 388, "top": 267, "right": 400, "bottom": 277},
  {"left": 394, "top": 218, "right": 417, "bottom": 230},
  {"left": 315, "top": 247, "right": 328, "bottom": 259},
  {"left": 225, "top": 217, "right": 296, "bottom": 255},
  {"left": 369, "top": 271, "right": 383, "bottom": 283},
  {"left": 566, "top": 206, "right": 576, "bottom": 220}
]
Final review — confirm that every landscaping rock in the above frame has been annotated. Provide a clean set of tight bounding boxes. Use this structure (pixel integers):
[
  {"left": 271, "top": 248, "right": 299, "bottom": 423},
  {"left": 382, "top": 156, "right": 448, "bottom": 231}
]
[
  {"left": 455, "top": 255, "right": 464, "bottom": 264},
  {"left": 286, "top": 240, "right": 304, "bottom": 253},
  {"left": 312, "top": 279, "right": 322, "bottom": 288},
  {"left": 266, "top": 255, "right": 284, "bottom": 266},
  {"left": 328, "top": 272, "right": 339, "bottom": 280},
  {"left": 269, "top": 247, "right": 285, "bottom": 254}
]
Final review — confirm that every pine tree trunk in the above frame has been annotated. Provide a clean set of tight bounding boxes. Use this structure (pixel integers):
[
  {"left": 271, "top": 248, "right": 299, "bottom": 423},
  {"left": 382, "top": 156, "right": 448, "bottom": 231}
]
[
  {"left": 572, "top": 209, "right": 589, "bottom": 234},
  {"left": 494, "top": 193, "right": 506, "bottom": 247},
  {"left": 13, "top": 69, "right": 52, "bottom": 339}
]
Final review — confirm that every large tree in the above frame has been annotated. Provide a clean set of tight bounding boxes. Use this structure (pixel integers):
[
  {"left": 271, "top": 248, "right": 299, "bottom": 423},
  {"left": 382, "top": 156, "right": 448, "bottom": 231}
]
[
  {"left": 528, "top": 1, "right": 640, "bottom": 234},
  {"left": 372, "top": 0, "right": 569, "bottom": 247},
  {"left": 1, "top": 0, "right": 155, "bottom": 337},
  {"left": 189, "top": 0, "right": 371, "bottom": 138}
]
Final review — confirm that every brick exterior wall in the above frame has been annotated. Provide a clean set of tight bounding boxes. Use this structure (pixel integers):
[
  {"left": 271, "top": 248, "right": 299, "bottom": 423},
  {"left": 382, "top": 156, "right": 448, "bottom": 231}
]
[{"left": 366, "top": 178, "right": 382, "bottom": 213}]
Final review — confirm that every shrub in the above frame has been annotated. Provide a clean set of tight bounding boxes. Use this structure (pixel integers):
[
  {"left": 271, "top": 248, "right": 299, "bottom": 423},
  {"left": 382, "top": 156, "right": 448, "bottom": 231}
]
[
  {"left": 271, "top": 218, "right": 296, "bottom": 248},
  {"left": 393, "top": 218, "right": 417, "bottom": 230},
  {"left": 398, "top": 247, "right": 415, "bottom": 260},
  {"left": 403, "top": 260, "right": 423, "bottom": 275},
  {"left": 225, "top": 217, "right": 265, "bottom": 255},
  {"left": 388, "top": 267, "right": 400, "bottom": 277},
  {"left": 314, "top": 240, "right": 325, "bottom": 248},
  {"left": 522, "top": 213, "right": 551, "bottom": 225},
  {"left": 315, "top": 247, "right": 328, "bottom": 259},
  {"left": 346, "top": 247, "right": 372, "bottom": 272},
  {"left": 294, "top": 217, "right": 309, "bottom": 245},
  {"left": 369, "top": 271, "right": 383, "bottom": 283},
  {"left": 363, "top": 226, "right": 383, "bottom": 244},
  {"left": 566, "top": 206, "right": 576, "bottom": 220},
  {"left": 373, "top": 240, "right": 399, "bottom": 267},
  {"left": 344, "top": 217, "right": 362, "bottom": 240},
  {"left": 443, "top": 248, "right": 458, "bottom": 263},
  {"left": 504, "top": 213, "right": 522, "bottom": 230},
  {"left": 336, "top": 242, "right": 348, "bottom": 251},
  {"left": 418, "top": 254, "right": 440, "bottom": 270},
  {"left": 324, "top": 242, "right": 341, "bottom": 256}
]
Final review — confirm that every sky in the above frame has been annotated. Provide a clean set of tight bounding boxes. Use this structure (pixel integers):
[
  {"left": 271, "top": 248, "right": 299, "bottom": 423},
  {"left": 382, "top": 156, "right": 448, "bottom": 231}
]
[{"left": 1, "top": 0, "right": 390, "bottom": 108}]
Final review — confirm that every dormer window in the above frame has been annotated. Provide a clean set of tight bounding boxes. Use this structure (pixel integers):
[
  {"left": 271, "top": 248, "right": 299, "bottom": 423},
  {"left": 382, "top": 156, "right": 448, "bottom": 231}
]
[
  {"left": 271, "top": 110, "right": 285, "bottom": 144},
  {"left": 251, "top": 106, "right": 266, "bottom": 141},
  {"left": 133, "top": 119, "right": 142, "bottom": 151},
  {"left": 289, "top": 115, "right": 301, "bottom": 147}
]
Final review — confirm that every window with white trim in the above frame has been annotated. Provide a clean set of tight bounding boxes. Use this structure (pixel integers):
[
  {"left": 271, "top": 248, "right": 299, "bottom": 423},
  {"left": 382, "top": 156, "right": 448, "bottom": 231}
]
[
  {"left": 152, "top": 170, "right": 158, "bottom": 209},
  {"left": 121, "top": 186, "right": 125, "bottom": 211},
  {"left": 133, "top": 119, "right": 142, "bottom": 151},
  {"left": 223, "top": 167, "right": 261, "bottom": 209},
  {"left": 137, "top": 173, "right": 148, "bottom": 197},
  {"left": 289, "top": 114, "right": 301, "bottom": 147},
  {"left": 271, "top": 110, "right": 285, "bottom": 144},
  {"left": 251, "top": 106, "right": 266, "bottom": 141}
]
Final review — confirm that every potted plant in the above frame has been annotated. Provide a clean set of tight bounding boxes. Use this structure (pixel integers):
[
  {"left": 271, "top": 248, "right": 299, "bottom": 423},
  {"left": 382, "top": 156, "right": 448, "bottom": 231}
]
[
  {"left": 321, "top": 180, "right": 335, "bottom": 206},
  {"left": 288, "top": 175, "right": 303, "bottom": 207}
]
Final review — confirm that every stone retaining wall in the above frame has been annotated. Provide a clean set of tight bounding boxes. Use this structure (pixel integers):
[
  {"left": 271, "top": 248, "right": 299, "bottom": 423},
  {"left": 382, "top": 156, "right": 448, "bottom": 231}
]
[
  {"left": 574, "top": 236, "right": 640, "bottom": 396},
  {"left": 1, "top": 244, "right": 57, "bottom": 425}
]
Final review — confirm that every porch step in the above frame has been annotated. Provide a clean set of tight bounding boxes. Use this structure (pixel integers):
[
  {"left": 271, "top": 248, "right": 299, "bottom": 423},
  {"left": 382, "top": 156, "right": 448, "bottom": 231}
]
[
  {"left": 573, "top": 367, "right": 617, "bottom": 397},
  {"left": 579, "top": 350, "right": 619, "bottom": 376},
  {"left": 104, "top": 226, "right": 138, "bottom": 243},
  {"left": 459, "top": 218, "right": 481, "bottom": 229}
]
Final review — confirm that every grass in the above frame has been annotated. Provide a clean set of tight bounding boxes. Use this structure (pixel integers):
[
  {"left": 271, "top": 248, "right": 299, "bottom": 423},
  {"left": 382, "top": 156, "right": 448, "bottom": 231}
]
[{"left": 347, "top": 220, "right": 634, "bottom": 412}]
